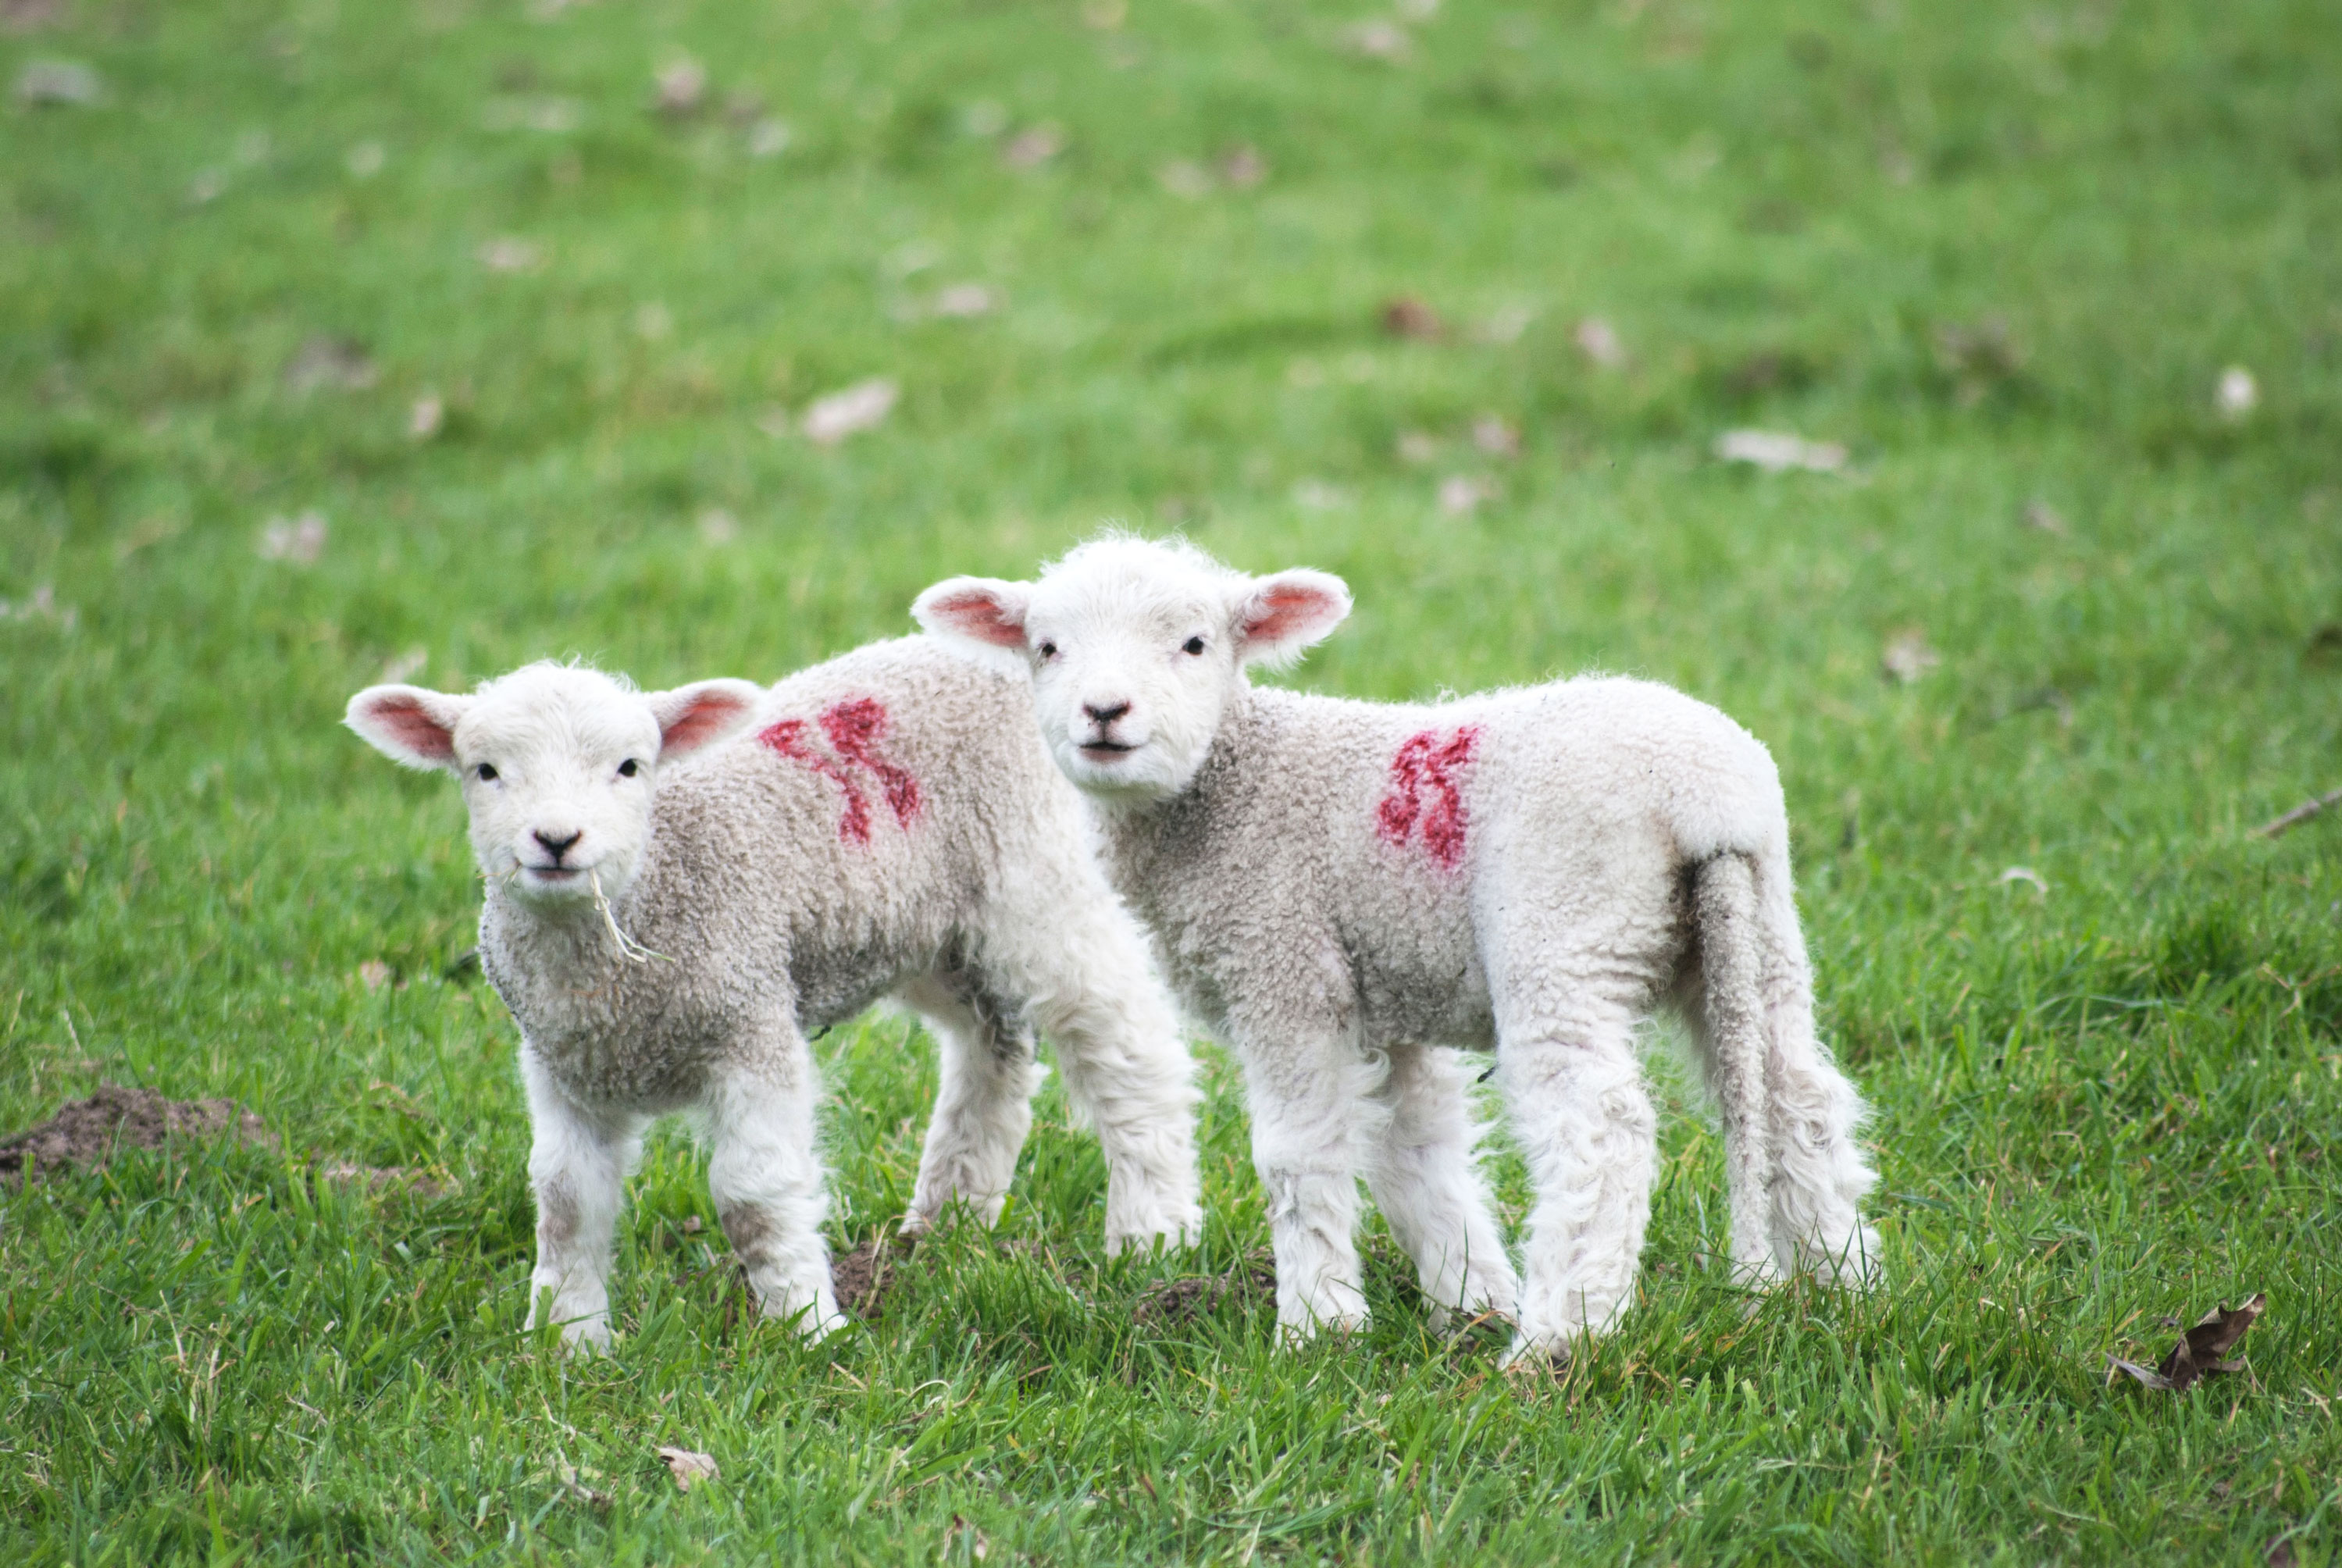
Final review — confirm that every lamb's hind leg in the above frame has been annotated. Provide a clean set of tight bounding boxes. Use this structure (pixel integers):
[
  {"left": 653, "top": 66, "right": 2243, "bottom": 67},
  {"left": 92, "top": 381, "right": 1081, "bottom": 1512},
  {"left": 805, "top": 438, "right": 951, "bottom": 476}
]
[
  {"left": 980, "top": 907, "right": 1203, "bottom": 1254},
  {"left": 1494, "top": 991, "right": 1659, "bottom": 1365},
  {"left": 704, "top": 1046, "right": 845, "bottom": 1340},
  {"left": 1364, "top": 1042, "right": 1518, "bottom": 1332},
  {"left": 897, "top": 968, "right": 1044, "bottom": 1235}
]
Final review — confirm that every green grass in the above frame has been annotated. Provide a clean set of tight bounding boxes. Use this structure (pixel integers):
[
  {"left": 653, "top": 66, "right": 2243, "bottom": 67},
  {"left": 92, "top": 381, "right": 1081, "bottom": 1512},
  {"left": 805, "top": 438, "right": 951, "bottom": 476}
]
[{"left": 5, "top": 0, "right": 2342, "bottom": 1559}]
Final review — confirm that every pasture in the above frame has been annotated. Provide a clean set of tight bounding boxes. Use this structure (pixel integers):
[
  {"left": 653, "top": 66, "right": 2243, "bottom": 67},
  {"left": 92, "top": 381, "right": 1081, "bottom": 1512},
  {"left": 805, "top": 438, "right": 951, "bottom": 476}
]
[{"left": 3, "top": 0, "right": 2340, "bottom": 1559}]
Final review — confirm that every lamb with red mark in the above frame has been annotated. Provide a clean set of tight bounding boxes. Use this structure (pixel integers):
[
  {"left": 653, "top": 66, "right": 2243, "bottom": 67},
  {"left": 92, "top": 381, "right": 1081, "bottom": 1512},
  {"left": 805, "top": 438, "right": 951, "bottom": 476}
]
[{"left": 917, "top": 536, "right": 1881, "bottom": 1367}]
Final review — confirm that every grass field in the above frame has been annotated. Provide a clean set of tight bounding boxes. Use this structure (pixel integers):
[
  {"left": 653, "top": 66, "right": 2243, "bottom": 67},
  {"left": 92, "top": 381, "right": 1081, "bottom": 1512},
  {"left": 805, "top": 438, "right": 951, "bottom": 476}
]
[{"left": 5, "top": 0, "right": 2342, "bottom": 1559}]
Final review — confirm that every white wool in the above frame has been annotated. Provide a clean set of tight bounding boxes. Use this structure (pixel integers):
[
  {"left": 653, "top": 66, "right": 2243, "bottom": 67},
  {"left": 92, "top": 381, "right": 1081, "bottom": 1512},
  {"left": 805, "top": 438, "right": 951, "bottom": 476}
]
[
  {"left": 918, "top": 539, "right": 1878, "bottom": 1362},
  {"left": 348, "top": 640, "right": 1202, "bottom": 1351}
]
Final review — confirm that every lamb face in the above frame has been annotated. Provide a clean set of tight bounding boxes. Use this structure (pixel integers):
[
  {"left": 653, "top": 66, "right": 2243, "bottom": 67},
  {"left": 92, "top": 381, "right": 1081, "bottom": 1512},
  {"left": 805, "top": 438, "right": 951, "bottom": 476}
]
[
  {"left": 914, "top": 536, "right": 1351, "bottom": 802},
  {"left": 345, "top": 664, "right": 761, "bottom": 906}
]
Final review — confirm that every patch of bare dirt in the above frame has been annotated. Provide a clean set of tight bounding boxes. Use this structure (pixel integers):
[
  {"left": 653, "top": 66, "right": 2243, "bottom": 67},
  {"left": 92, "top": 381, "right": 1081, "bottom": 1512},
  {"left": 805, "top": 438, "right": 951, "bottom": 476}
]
[
  {"left": 1135, "top": 1251, "right": 1276, "bottom": 1326},
  {"left": 831, "top": 1235, "right": 909, "bottom": 1320},
  {"left": 0, "top": 1085, "right": 274, "bottom": 1182}
]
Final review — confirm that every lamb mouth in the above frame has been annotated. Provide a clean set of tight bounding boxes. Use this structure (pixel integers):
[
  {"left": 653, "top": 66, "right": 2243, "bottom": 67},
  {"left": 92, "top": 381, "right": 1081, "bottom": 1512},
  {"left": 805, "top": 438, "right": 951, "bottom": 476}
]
[
  {"left": 521, "top": 864, "right": 583, "bottom": 881},
  {"left": 1079, "top": 740, "right": 1137, "bottom": 757}
]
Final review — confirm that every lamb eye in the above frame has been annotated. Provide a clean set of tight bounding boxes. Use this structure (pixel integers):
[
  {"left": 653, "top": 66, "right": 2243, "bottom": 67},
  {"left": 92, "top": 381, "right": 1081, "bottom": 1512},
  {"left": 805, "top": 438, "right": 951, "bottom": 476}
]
[
  {"left": 475, "top": 763, "right": 498, "bottom": 782},
  {"left": 1038, "top": 641, "right": 1059, "bottom": 659},
  {"left": 618, "top": 758, "right": 640, "bottom": 778},
  {"left": 1182, "top": 636, "right": 1207, "bottom": 656}
]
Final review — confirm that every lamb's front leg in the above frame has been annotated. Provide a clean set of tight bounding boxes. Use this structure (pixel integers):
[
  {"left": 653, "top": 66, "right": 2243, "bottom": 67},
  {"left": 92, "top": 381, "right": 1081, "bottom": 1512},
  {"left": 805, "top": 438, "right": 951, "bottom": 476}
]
[
  {"left": 520, "top": 1049, "right": 642, "bottom": 1352},
  {"left": 704, "top": 1049, "right": 845, "bottom": 1340},
  {"left": 1243, "top": 1035, "right": 1374, "bottom": 1342},
  {"left": 1365, "top": 1043, "right": 1518, "bottom": 1332},
  {"left": 896, "top": 973, "right": 1044, "bottom": 1235}
]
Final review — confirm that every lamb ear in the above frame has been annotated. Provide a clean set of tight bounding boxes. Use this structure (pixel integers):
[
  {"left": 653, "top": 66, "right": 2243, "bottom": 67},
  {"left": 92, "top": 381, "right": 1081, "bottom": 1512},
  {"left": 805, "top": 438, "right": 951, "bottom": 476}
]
[
  {"left": 1233, "top": 568, "right": 1352, "bottom": 668},
  {"left": 347, "top": 685, "right": 470, "bottom": 771},
  {"left": 913, "top": 576, "right": 1032, "bottom": 650},
  {"left": 645, "top": 679, "right": 765, "bottom": 760}
]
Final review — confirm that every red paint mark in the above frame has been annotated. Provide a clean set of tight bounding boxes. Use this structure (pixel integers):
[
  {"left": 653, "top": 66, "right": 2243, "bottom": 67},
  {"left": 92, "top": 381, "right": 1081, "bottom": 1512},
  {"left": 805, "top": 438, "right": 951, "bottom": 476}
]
[
  {"left": 1375, "top": 725, "right": 1480, "bottom": 870},
  {"left": 757, "top": 698, "right": 921, "bottom": 845}
]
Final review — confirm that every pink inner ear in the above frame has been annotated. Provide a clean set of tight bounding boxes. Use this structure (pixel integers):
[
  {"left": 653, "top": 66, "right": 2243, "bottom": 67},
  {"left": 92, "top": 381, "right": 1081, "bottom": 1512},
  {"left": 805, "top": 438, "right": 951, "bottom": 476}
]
[
  {"left": 1244, "top": 583, "right": 1344, "bottom": 646},
  {"left": 365, "top": 697, "right": 456, "bottom": 763},
  {"left": 660, "top": 693, "right": 754, "bottom": 757},
  {"left": 925, "top": 589, "right": 1027, "bottom": 649}
]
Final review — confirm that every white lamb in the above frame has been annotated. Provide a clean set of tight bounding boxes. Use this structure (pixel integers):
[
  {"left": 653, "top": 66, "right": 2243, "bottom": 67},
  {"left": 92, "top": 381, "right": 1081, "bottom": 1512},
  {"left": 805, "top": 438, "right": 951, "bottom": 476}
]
[
  {"left": 915, "top": 537, "right": 1878, "bottom": 1362},
  {"left": 346, "top": 639, "right": 1202, "bottom": 1349}
]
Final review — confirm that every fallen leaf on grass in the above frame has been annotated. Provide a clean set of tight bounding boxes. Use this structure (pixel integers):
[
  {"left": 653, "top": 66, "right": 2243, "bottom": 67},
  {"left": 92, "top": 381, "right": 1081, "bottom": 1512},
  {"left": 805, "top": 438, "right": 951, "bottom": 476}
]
[
  {"left": 283, "top": 336, "right": 378, "bottom": 394},
  {"left": 1880, "top": 631, "right": 1939, "bottom": 684},
  {"left": 2023, "top": 499, "right": 2068, "bottom": 536},
  {"left": 1471, "top": 415, "right": 1520, "bottom": 458},
  {"left": 1574, "top": 316, "right": 1627, "bottom": 369},
  {"left": 1342, "top": 20, "right": 1412, "bottom": 61},
  {"left": 798, "top": 379, "right": 898, "bottom": 445},
  {"left": 257, "top": 511, "right": 328, "bottom": 564},
  {"left": 1381, "top": 296, "right": 1443, "bottom": 340},
  {"left": 948, "top": 1514, "right": 992, "bottom": 1559},
  {"left": 1438, "top": 475, "right": 1499, "bottom": 515},
  {"left": 1715, "top": 428, "right": 1847, "bottom": 473},
  {"left": 930, "top": 283, "right": 996, "bottom": 318},
  {"left": 14, "top": 58, "right": 100, "bottom": 105},
  {"left": 657, "top": 1446, "right": 719, "bottom": 1492},
  {"left": 358, "top": 960, "right": 394, "bottom": 991},
  {"left": 1218, "top": 144, "right": 1268, "bottom": 188},
  {"left": 2107, "top": 1293, "right": 2265, "bottom": 1392},
  {"left": 654, "top": 56, "right": 707, "bottom": 117},
  {"left": 476, "top": 237, "right": 544, "bottom": 273},
  {"left": 1000, "top": 126, "right": 1063, "bottom": 169}
]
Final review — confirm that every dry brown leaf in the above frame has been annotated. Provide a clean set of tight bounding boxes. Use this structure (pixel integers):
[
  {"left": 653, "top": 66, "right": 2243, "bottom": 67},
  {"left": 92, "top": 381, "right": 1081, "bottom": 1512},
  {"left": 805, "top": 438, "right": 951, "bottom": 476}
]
[
  {"left": 2107, "top": 1292, "right": 2265, "bottom": 1392},
  {"left": 654, "top": 56, "right": 707, "bottom": 117},
  {"left": 1574, "top": 316, "right": 1627, "bottom": 369},
  {"left": 799, "top": 380, "right": 898, "bottom": 445},
  {"left": 1438, "top": 475, "right": 1499, "bottom": 515},
  {"left": 1000, "top": 126, "right": 1063, "bottom": 169},
  {"left": 1471, "top": 415, "right": 1520, "bottom": 458},
  {"left": 657, "top": 1445, "right": 719, "bottom": 1492},
  {"left": 2023, "top": 499, "right": 2068, "bottom": 536},
  {"left": 477, "top": 237, "right": 544, "bottom": 273},
  {"left": 1381, "top": 296, "right": 1443, "bottom": 340},
  {"left": 1715, "top": 428, "right": 1847, "bottom": 473}
]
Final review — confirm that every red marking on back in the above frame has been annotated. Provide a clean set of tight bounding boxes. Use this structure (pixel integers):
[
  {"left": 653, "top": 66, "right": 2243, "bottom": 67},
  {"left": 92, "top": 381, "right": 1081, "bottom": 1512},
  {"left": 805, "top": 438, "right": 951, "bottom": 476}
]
[
  {"left": 1375, "top": 725, "right": 1480, "bottom": 870},
  {"left": 756, "top": 698, "right": 921, "bottom": 845}
]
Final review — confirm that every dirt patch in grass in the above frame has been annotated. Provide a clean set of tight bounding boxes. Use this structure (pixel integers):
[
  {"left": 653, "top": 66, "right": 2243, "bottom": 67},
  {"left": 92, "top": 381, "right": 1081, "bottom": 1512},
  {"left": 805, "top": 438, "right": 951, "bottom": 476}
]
[
  {"left": 1135, "top": 1251, "right": 1276, "bottom": 1326},
  {"left": 0, "top": 1084, "right": 275, "bottom": 1182},
  {"left": 831, "top": 1235, "right": 907, "bottom": 1320}
]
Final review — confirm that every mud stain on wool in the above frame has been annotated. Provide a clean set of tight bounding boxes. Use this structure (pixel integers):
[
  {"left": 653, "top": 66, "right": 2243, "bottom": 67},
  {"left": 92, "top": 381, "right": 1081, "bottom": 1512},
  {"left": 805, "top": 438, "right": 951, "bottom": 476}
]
[
  {"left": 1376, "top": 725, "right": 1480, "bottom": 869},
  {"left": 757, "top": 697, "right": 921, "bottom": 844}
]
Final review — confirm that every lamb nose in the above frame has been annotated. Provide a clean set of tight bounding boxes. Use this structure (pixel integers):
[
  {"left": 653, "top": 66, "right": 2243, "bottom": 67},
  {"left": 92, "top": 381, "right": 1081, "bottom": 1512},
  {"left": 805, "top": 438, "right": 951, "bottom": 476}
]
[
  {"left": 1083, "top": 700, "right": 1131, "bottom": 725},
  {"left": 533, "top": 829, "right": 583, "bottom": 862}
]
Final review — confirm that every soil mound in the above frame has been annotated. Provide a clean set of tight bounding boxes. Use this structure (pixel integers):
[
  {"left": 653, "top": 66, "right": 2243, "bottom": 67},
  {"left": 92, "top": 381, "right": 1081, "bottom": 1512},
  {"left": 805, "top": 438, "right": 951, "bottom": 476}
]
[{"left": 0, "top": 1084, "right": 274, "bottom": 1182}]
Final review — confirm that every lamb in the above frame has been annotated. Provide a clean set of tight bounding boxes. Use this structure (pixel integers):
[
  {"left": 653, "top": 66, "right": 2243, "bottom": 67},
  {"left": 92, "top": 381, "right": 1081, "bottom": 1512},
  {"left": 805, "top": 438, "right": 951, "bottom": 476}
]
[
  {"left": 914, "top": 537, "right": 1878, "bottom": 1362},
  {"left": 345, "top": 639, "right": 1203, "bottom": 1349}
]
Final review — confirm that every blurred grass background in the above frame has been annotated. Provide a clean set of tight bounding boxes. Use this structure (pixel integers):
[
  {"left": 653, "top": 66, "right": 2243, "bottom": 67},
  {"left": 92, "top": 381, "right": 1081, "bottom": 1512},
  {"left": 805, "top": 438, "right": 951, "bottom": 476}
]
[{"left": 3, "top": 0, "right": 2340, "bottom": 1560}]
